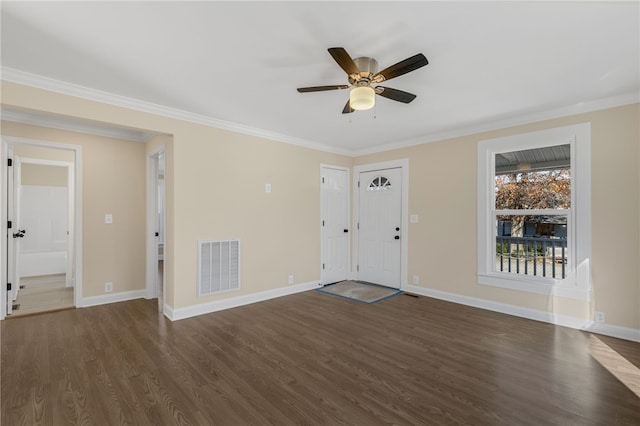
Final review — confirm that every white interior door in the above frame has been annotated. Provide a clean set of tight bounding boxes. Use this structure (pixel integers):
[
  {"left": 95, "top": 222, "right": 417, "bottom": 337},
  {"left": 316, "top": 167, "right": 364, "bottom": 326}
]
[
  {"left": 358, "top": 168, "right": 402, "bottom": 288},
  {"left": 156, "top": 152, "right": 165, "bottom": 312},
  {"left": 11, "top": 158, "right": 23, "bottom": 301},
  {"left": 321, "top": 166, "right": 349, "bottom": 284},
  {"left": 6, "top": 154, "right": 23, "bottom": 314}
]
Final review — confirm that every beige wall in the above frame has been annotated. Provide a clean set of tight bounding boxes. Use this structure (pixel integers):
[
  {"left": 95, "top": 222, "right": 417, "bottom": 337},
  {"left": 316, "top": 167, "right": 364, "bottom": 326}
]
[
  {"left": 1, "top": 81, "right": 352, "bottom": 312},
  {"left": 2, "top": 120, "right": 147, "bottom": 298},
  {"left": 21, "top": 163, "right": 68, "bottom": 187},
  {"left": 169, "top": 125, "right": 352, "bottom": 309},
  {"left": 355, "top": 103, "right": 640, "bottom": 330},
  {"left": 1, "top": 81, "right": 637, "bottom": 331},
  {"left": 12, "top": 143, "right": 75, "bottom": 162}
]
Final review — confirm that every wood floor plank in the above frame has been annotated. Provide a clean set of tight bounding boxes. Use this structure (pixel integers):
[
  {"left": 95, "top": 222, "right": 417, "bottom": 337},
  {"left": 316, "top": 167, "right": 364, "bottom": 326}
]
[
  {"left": 10, "top": 275, "right": 73, "bottom": 317},
  {"left": 2, "top": 292, "right": 640, "bottom": 425}
]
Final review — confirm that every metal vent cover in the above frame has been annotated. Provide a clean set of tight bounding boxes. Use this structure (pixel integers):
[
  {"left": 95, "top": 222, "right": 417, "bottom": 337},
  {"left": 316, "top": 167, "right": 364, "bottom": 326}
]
[{"left": 198, "top": 240, "right": 240, "bottom": 296}]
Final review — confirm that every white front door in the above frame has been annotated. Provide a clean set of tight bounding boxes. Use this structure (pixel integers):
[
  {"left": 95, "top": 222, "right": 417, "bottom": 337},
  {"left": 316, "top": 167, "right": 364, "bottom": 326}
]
[
  {"left": 321, "top": 166, "right": 349, "bottom": 284},
  {"left": 358, "top": 168, "right": 402, "bottom": 288}
]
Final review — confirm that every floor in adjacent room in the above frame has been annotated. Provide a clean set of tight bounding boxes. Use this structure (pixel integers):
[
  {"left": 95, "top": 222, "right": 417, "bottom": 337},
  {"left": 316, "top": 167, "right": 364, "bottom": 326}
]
[{"left": 9, "top": 274, "right": 73, "bottom": 317}]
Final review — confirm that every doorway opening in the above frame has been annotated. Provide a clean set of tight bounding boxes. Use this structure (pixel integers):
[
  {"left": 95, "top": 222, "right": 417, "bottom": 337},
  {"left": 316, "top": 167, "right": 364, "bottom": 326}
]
[
  {"left": 146, "top": 149, "right": 165, "bottom": 313},
  {"left": 1, "top": 137, "right": 82, "bottom": 319}
]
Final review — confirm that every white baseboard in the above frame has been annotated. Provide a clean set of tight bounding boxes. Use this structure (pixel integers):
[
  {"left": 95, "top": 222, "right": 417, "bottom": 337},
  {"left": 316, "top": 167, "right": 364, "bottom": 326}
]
[
  {"left": 81, "top": 289, "right": 146, "bottom": 308},
  {"left": 405, "top": 285, "right": 640, "bottom": 343},
  {"left": 584, "top": 323, "right": 640, "bottom": 343},
  {"left": 76, "top": 282, "right": 639, "bottom": 343},
  {"left": 163, "top": 304, "right": 174, "bottom": 320},
  {"left": 166, "top": 280, "right": 320, "bottom": 321}
]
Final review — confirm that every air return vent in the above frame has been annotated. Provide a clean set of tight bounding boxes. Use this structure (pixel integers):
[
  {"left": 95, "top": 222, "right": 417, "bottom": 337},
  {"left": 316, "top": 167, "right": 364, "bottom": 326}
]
[{"left": 198, "top": 240, "right": 240, "bottom": 296}]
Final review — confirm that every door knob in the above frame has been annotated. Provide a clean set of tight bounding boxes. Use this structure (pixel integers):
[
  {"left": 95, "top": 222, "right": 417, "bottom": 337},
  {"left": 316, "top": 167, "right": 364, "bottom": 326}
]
[
  {"left": 13, "top": 230, "right": 26, "bottom": 238},
  {"left": 395, "top": 227, "right": 400, "bottom": 231},
  {"left": 394, "top": 235, "right": 400, "bottom": 240}
]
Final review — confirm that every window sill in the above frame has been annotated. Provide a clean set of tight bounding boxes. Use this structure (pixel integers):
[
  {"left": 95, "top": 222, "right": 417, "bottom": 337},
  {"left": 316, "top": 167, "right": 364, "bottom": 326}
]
[{"left": 478, "top": 273, "right": 591, "bottom": 301}]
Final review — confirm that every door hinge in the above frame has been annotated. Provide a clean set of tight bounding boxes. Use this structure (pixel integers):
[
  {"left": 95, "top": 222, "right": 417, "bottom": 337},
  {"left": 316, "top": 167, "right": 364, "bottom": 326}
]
[
  {"left": 322, "top": 263, "right": 325, "bottom": 270},
  {"left": 357, "top": 265, "right": 359, "bottom": 272},
  {"left": 322, "top": 220, "right": 325, "bottom": 227},
  {"left": 7, "top": 158, "right": 12, "bottom": 167},
  {"left": 357, "top": 180, "right": 360, "bottom": 188},
  {"left": 7, "top": 283, "right": 11, "bottom": 291},
  {"left": 357, "top": 222, "right": 359, "bottom": 230},
  {"left": 322, "top": 177, "right": 325, "bottom": 183},
  {"left": 7, "top": 221, "right": 12, "bottom": 229}
]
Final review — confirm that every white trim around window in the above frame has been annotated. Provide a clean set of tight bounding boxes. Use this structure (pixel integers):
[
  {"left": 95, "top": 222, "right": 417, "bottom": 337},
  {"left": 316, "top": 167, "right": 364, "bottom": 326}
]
[{"left": 477, "top": 123, "right": 591, "bottom": 301}]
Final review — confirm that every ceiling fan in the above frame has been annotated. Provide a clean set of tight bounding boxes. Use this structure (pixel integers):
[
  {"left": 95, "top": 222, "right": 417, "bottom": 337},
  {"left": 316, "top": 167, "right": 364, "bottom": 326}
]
[{"left": 297, "top": 47, "right": 429, "bottom": 114}]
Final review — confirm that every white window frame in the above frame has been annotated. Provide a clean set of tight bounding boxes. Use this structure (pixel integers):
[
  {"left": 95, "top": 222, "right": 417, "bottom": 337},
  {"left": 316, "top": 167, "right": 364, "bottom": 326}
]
[{"left": 477, "top": 123, "right": 591, "bottom": 301}]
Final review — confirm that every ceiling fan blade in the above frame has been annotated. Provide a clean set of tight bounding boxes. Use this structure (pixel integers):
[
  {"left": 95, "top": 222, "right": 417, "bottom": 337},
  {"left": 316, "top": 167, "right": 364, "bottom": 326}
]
[
  {"left": 376, "top": 86, "right": 417, "bottom": 103},
  {"left": 372, "top": 53, "right": 428, "bottom": 83},
  {"left": 297, "top": 85, "right": 349, "bottom": 93},
  {"left": 342, "top": 100, "right": 354, "bottom": 114},
  {"left": 328, "top": 47, "right": 360, "bottom": 76}
]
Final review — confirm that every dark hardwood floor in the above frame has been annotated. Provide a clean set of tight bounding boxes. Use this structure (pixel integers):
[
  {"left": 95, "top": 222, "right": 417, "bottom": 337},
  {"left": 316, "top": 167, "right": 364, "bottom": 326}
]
[{"left": 2, "top": 290, "right": 639, "bottom": 425}]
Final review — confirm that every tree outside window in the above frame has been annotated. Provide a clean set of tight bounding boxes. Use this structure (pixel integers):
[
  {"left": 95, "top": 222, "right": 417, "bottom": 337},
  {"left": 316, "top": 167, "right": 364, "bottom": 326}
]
[{"left": 493, "top": 145, "right": 571, "bottom": 279}]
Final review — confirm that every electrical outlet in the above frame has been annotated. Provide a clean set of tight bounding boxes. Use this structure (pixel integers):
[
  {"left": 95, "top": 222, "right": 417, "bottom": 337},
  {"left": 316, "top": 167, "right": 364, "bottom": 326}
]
[
  {"left": 288, "top": 275, "right": 294, "bottom": 285},
  {"left": 595, "top": 311, "right": 605, "bottom": 323},
  {"left": 412, "top": 275, "right": 419, "bottom": 285},
  {"left": 105, "top": 282, "right": 113, "bottom": 293}
]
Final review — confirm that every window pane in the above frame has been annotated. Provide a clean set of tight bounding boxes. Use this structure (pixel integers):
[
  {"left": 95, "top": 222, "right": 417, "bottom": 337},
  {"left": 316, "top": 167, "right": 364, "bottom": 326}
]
[
  {"left": 495, "top": 145, "right": 571, "bottom": 210},
  {"left": 495, "top": 214, "right": 568, "bottom": 279},
  {"left": 367, "top": 176, "right": 392, "bottom": 191}
]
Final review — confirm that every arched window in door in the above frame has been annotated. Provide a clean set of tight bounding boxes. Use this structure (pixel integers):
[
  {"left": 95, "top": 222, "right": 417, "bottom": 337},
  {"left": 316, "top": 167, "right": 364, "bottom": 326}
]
[{"left": 368, "top": 176, "right": 392, "bottom": 191}]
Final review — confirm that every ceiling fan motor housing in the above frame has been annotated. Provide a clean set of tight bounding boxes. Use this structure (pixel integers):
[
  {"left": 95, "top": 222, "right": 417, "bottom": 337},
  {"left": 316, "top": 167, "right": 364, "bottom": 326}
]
[{"left": 349, "top": 57, "right": 378, "bottom": 86}]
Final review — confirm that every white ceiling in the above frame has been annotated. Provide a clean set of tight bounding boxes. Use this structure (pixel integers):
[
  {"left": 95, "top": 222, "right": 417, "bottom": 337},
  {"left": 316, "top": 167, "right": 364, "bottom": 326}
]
[{"left": 1, "top": 1, "right": 639, "bottom": 155}]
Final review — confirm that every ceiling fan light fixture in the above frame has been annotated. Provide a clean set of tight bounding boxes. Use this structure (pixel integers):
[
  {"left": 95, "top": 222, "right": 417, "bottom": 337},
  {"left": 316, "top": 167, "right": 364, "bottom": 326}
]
[{"left": 349, "top": 86, "right": 375, "bottom": 111}]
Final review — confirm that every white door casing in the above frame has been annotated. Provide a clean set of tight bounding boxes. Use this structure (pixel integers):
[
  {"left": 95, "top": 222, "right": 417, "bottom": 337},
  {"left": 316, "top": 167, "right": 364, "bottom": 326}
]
[
  {"left": 321, "top": 165, "right": 349, "bottom": 284},
  {"left": 1, "top": 137, "right": 82, "bottom": 320},
  {"left": 6, "top": 152, "right": 18, "bottom": 314},
  {"left": 358, "top": 167, "right": 403, "bottom": 288},
  {"left": 146, "top": 147, "right": 166, "bottom": 314}
]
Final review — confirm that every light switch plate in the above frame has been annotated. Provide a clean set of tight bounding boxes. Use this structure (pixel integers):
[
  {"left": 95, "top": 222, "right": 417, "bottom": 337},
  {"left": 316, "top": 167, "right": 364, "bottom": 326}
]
[
  {"left": 410, "top": 214, "right": 419, "bottom": 223},
  {"left": 105, "top": 214, "right": 113, "bottom": 224}
]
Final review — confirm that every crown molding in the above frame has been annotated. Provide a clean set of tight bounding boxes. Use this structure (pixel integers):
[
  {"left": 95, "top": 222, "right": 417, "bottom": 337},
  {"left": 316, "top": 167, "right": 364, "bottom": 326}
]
[
  {"left": 352, "top": 92, "right": 640, "bottom": 157},
  {"left": 1, "top": 67, "right": 352, "bottom": 156},
  {"left": 1, "top": 106, "right": 154, "bottom": 143},
  {"left": 2, "top": 67, "right": 637, "bottom": 158}
]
